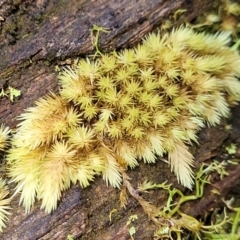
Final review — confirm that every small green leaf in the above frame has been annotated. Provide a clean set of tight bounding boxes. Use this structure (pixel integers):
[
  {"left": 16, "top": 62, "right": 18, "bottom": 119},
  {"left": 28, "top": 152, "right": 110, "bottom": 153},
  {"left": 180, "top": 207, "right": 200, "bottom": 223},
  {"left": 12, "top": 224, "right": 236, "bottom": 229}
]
[
  {"left": 0, "top": 89, "right": 7, "bottom": 97},
  {"left": 67, "top": 235, "right": 74, "bottom": 240},
  {"left": 8, "top": 87, "right": 21, "bottom": 102},
  {"left": 129, "top": 226, "right": 136, "bottom": 236},
  {"left": 226, "top": 143, "right": 237, "bottom": 155}
]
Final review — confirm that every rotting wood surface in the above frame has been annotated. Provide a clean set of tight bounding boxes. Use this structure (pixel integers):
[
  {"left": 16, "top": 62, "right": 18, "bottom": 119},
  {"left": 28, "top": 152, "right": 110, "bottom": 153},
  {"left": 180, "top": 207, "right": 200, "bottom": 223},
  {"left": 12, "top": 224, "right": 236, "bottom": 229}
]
[{"left": 1, "top": 0, "right": 240, "bottom": 239}]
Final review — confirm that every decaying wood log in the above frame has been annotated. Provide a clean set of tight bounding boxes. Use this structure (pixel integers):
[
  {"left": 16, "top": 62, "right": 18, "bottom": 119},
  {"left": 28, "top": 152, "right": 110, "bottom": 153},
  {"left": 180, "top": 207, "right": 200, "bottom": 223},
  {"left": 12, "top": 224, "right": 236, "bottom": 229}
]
[
  {"left": 0, "top": 0, "right": 239, "bottom": 239},
  {"left": 0, "top": 0, "right": 213, "bottom": 127}
]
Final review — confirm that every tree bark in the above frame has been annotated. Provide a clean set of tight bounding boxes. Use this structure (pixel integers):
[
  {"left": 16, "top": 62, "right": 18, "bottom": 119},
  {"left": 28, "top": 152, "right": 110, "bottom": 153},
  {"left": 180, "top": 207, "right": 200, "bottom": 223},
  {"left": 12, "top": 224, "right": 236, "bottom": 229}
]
[{"left": 0, "top": 0, "right": 239, "bottom": 239}]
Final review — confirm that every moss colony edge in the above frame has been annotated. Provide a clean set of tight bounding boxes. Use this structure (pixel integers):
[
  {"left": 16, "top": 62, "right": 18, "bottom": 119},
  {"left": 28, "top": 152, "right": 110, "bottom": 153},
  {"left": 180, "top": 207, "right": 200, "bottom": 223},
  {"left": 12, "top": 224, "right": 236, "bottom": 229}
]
[{"left": 7, "top": 26, "right": 240, "bottom": 213}]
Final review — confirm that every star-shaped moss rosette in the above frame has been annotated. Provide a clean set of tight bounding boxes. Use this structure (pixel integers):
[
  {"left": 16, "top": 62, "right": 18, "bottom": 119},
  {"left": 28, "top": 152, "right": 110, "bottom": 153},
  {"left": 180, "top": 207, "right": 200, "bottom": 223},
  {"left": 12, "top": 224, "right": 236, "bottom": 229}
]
[{"left": 7, "top": 26, "right": 240, "bottom": 213}]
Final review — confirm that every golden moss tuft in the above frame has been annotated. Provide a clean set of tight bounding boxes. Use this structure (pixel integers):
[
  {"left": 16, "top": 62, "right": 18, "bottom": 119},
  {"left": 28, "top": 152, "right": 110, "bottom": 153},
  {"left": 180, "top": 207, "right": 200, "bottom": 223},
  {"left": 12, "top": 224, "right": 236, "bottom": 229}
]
[
  {"left": 0, "top": 179, "right": 11, "bottom": 232},
  {"left": 0, "top": 125, "right": 11, "bottom": 151},
  {"left": 7, "top": 26, "right": 240, "bottom": 213},
  {"left": 0, "top": 125, "right": 11, "bottom": 231}
]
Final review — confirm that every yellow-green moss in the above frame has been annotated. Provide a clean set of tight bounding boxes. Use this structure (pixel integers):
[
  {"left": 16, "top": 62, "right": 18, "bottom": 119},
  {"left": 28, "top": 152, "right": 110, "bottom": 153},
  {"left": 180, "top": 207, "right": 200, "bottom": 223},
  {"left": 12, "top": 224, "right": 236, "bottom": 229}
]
[{"left": 7, "top": 26, "right": 240, "bottom": 213}]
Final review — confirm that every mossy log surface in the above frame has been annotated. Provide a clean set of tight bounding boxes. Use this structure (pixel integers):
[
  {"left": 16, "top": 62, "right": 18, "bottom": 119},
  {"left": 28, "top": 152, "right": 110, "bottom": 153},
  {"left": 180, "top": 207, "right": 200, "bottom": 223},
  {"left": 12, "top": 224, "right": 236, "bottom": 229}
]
[{"left": 0, "top": 0, "right": 240, "bottom": 239}]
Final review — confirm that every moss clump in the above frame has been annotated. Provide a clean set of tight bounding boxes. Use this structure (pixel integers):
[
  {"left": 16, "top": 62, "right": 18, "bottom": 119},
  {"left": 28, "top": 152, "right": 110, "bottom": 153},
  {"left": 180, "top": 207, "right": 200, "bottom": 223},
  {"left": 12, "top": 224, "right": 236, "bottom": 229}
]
[
  {"left": 0, "top": 125, "right": 11, "bottom": 231},
  {"left": 7, "top": 26, "right": 240, "bottom": 213}
]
